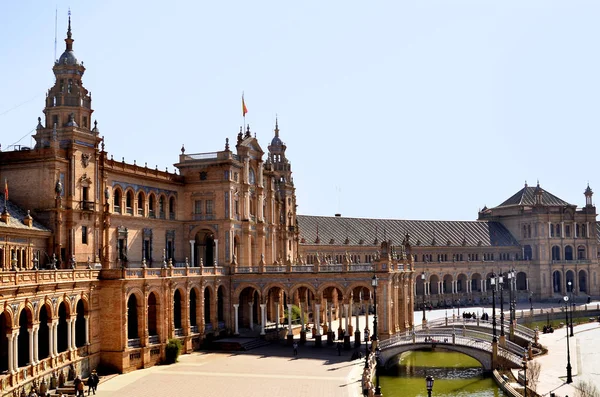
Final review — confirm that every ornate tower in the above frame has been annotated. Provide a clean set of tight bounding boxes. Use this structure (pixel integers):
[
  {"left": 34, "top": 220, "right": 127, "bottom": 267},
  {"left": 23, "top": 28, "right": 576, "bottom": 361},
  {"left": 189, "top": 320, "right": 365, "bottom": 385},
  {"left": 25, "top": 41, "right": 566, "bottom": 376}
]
[
  {"left": 266, "top": 119, "right": 298, "bottom": 262},
  {"left": 34, "top": 14, "right": 96, "bottom": 148},
  {"left": 585, "top": 184, "right": 593, "bottom": 207}
]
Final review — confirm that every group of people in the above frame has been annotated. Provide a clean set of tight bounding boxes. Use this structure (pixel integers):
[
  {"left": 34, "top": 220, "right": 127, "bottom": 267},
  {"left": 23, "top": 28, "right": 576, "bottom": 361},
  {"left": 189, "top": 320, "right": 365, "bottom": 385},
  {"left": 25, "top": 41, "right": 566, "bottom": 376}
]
[
  {"left": 462, "top": 312, "right": 478, "bottom": 319},
  {"left": 74, "top": 369, "right": 100, "bottom": 396}
]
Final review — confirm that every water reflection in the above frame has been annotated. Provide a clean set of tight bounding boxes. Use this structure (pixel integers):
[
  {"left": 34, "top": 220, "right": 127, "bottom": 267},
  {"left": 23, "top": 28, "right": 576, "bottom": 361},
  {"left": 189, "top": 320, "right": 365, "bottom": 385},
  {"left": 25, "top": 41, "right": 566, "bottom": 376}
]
[{"left": 378, "top": 350, "right": 507, "bottom": 397}]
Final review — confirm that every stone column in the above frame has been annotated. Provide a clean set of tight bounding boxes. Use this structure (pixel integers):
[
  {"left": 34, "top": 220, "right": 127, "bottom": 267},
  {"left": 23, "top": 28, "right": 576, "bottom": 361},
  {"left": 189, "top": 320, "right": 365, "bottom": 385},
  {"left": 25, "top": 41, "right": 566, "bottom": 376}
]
[
  {"left": 52, "top": 322, "right": 58, "bottom": 356},
  {"left": 67, "top": 318, "right": 73, "bottom": 351},
  {"left": 189, "top": 240, "right": 195, "bottom": 266},
  {"left": 85, "top": 316, "right": 90, "bottom": 345},
  {"left": 28, "top": 327, "right": 34, "bottom": 365},
  {"left": 343, "top": 304, "right": 349, "bottom": 335},
  {"left": 233, "top": 304, "right": 239, "bottom": 335},
  {"left": 315, "top": 304, "right": 321, "bottom": 335},
  {"left": 364, "top": 301, "right": 369, "bottom": 330},
  {"left": 248, "top": 302, "right": 254, "bottom": 331},
  {"left": 328, "top": 303, "right": 333, "bottom": 333},
  {"left": 260, "top": 304, "right": 266, "bottom": 335},
  {"left": 13, "top": 331, "right": 19, "bottom": 370},
  {"left": 7, "top": 332, "right": 14, "bottom": 373},
  {"left": 438, "top": 281, "right": 442, "bottom": 295},
  {"left": 275, "top": 302, "right": 280, "bottom": 330},
  {"left": 33, "top": 325, "right": 39, "bottom": 364},
  {"left": 287, "top": 303, "right": 293, "bottom": 335}
]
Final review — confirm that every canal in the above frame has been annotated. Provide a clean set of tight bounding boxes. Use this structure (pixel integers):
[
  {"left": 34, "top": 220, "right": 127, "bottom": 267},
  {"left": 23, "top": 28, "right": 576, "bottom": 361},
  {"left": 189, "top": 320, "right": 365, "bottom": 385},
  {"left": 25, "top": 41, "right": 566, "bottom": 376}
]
[{"left": 378, "top": 350, "right": 507, "bottom": 397}]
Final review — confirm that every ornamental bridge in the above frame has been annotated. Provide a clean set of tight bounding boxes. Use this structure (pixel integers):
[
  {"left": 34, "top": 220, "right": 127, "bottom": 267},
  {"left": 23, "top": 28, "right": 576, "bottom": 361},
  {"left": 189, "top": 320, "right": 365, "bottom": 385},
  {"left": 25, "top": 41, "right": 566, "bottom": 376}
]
[{"left": 378, "top": 318, "right": 536, "bottom": 371}]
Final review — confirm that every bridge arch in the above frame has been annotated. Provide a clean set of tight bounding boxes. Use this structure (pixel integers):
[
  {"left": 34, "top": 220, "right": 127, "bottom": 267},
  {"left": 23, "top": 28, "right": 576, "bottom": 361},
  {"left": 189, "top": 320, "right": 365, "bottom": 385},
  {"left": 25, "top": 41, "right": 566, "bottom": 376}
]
[{"left": 379, "top": 343, "right": 492, "bottom": 372}]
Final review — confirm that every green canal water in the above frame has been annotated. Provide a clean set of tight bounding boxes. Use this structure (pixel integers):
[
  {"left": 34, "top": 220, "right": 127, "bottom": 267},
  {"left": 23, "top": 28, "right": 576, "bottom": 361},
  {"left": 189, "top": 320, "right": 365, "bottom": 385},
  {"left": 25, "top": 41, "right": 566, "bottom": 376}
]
[{"left": 378, "top": 350, "right": 507, "bottom": 397}]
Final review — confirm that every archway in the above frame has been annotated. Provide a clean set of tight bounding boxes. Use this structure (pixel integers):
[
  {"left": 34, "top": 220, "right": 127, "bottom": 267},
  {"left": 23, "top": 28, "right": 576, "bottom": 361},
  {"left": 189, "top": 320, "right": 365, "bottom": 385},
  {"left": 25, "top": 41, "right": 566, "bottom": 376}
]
[
  {"left": 579, "top": 270, "right": 588, "bottom": 293},
  {"left": 457, "top": 273, "right": 467, "bottom": 293},
  {"left": 0, "top": 311, "right": 8, "bottom": 372},
  {"left": 516, "top": 272, "right": 527, "bottom": 291},
  {"left": 217, "top": 286, "right": 225, "bottom": 324},
  {"left": 415, "top": 275, "right": 425, "bottom": 296},
  {"left": 238, "top": 287, "right": 260, "bottom": 330},
  {"left": 190, "top": 288, "right": 198, "bottom": 330},
  {"left": 552, "top": 271, "right": 562, "bottom": 294},
  {"left": 75, "top": 300, "right": 86, "bottom": 347},
  {"left": 471, "top": 273, "right": 482, "bottom": 292},
  {"left": 127, "top": 295, "right": 139, "bottom": 340},
  {"left": 17, "top": 310, "right": 30, "bottom": 367},
  {"left": 174, "top": 289, "right": 183, "bottom": 331},
  {"left": 442, "top": 274, "right": 453, "bottom": 295},
  {"left": 195, "top": 230, "right": 215, "bottom": 267},
  {"left": 566, "top": 270, "right": 575, "bottom": 292},
  {"left": 204, "top": 288, "right": 212, "bottom": 327},
  {"left": 148, "top": 292, "right": 158, "bottom": 338},
  {"left": 429, "top": 275, "right": 440, "bottom": 295},
  {"left": 38, "top": 304, "right": 51, "bottom": 360},
  {"left": 57, "top": 302, "right": 69, "bottom": 353}
]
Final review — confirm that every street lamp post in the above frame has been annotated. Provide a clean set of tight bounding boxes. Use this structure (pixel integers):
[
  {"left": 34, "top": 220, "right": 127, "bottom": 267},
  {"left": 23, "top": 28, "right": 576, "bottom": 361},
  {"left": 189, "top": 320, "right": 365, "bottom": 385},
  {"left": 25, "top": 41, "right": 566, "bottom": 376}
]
[
  {"left": 426, "top": 375, "right": 434, "bottom": 397},
  {"left": 529, "top": 291, "right": 533, "bottom": 311},
  {"left": 564, "top": 295, "right": 573, "bottom": 384},
  {"left": 364, "top": 328, "right": 370, "bottom": 368},
  {"left": 421, "top": 272, "right": 427, "bottom": 325},
  {"left": 522, "top": 358, "right": 528, "bottom": 397},
  {"left": 372, "top": 275, "right": 378, "bottom": 348},
  {"left": 375, "top": 347, "right": 382, "bottom": 396},
  {"left": 490, "top": 273, "right": 497, "bottom": 343},
  {"left": 568, "top": 281, "right": 574, "bottom": 337},
  {"left": 507, "top": 269, "right": 515, "bottom": 340},
  {"left": 499, "top": 272, "right": 505, "bottom": 338}
]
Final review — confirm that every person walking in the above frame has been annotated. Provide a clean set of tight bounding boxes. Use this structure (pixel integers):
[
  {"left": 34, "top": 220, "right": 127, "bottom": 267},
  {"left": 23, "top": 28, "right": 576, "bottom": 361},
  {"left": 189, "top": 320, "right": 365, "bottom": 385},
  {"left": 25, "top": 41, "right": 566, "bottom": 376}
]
[
  {"left": 337, "top": 342, "right": 342, "bottom": 356},
  {"left": 293, "top": 341, "right": 298, "bottom": 356},
  {"left": 74, "top": 375, "right": 84, "bottom": 397},
  {"left": 88, "top": 370, "right": 99, "bottom": 395}
]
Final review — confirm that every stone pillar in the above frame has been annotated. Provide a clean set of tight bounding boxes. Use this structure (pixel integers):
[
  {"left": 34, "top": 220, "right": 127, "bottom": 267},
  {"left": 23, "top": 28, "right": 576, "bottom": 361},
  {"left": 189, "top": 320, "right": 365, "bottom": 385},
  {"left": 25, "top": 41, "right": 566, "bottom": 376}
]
[
  {"left": 260, "top": 304, "right": 266, "bottom": 336},
  {"left": 69, "top": 318, "right": 76, "bottom": 350},
  {"left": 343, "top": 304, "right": 349, "bottom": 335},
  {"left": 13, "top": 331, "right": 19, "bottom": 370},
  {"left": 287, "top": 303, "right": 294, "bottom": 344},
  {"left": 84, "top": 316, "right": 90, "bottom": 345},
  {"left": 53, "top": 322, "right": 58, "bottom": 356},
  {"left": 314, "top": 303, "right": 322, "bottom": 347},
  {"left": 343, "top": 303, "right": 351, "bottom": 349},
  {"left": 7, "top": 332, "right": 14, "bottom": 373},
  {"left": 28, "top": 327, "right": 34, "bottom": 365},
  {"left": 355, "top": 303, "right": 361, "bottom": 348},
  {"left": 275, "top": 302, "right": 280, "bottom": 330},
  {"left": 233, "top": 304, "right": 239, "bottom": 335},
  {"left": 33, "top": 325, "right": 39, "bottom": 364},
  {"left": 248, "top": 302, "right": 254, "bottom": 331},
  {"left": 189, "top": 240, "right": 195, "bottom": 266}
]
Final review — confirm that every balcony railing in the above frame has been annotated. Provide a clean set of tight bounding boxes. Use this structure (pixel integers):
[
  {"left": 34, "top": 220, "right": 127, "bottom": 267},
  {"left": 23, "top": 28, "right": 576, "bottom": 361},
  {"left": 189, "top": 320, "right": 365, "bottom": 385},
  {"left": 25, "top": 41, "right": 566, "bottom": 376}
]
[
  {"left": 551, "top": 259, "right": 591, "bottom": 264},
  {"left": 174, "top": 328, "right": 184, "bottom": 337},
  {"left": 126, "top": 207, "right": 133, "bottom": 215},
  {"left": 127, "top": 338, "right": 141, "bottom": 348},
  {"left": 81, "top": 200, "right": 95, "bottom": 211},
  {"left": 148, "top": 335, "right": 160, "bottom": 345}
]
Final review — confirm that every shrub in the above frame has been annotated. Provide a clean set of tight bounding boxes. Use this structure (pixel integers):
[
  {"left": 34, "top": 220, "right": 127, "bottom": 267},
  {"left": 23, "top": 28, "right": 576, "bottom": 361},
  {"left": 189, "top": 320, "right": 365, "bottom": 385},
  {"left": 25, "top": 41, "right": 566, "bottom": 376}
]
[{"left": 165, "top": 338, "right": 183, "bottom": 364}]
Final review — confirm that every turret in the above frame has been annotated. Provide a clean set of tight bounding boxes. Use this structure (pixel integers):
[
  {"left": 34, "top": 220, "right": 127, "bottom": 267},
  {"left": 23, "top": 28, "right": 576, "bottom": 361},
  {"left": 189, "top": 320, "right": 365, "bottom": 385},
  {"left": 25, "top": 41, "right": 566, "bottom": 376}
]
[{"left": 585, "top": 184, "right": 593, "bottom": 207}]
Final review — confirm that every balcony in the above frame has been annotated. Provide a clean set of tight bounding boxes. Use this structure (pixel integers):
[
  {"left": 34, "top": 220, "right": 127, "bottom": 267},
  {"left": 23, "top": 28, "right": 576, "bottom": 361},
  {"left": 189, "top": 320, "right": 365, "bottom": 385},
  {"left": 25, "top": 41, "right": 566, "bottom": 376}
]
[
  {"left": 126, "top": 206, "right": 133, "bottom": 215},
  {"left": 551, "top": 259, "right": 591, "bottom": 265},
  {"left": 81, "top": 200, "right": 95, "bottom": 211},
  {"left": 127, "top": 338, "right": 141, "bottom": 348},
  {"left": 113, "top": 205, "right": 121, "bottom": 214},
  {"left": 148, "top": 335, "right": 160, "bottom": 345}
]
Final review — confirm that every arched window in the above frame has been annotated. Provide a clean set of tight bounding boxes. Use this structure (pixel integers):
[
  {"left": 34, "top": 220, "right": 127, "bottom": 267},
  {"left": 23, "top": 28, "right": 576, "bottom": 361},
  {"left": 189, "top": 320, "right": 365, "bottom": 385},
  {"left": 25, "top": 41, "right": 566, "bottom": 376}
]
[
  {"left": 126, "top": 190, "right": 134, "bottom": 215},
  {"left": 551, "top": 246, "right": 561, "bottom": 261},
  {"left": 149, "top": 195, "right": 156, "bottom": 218},
  {"left": 523, "top": 245, "right": 533, "bottom": 260},
  {"left": 113, "top": 189, "right": 122, "bottom": 213},
  {"left": 555, "top": 224, "right": 561, "bottom": 237},
  {"left": 169, "top": 197, "right": 176, "bottom": 220},
  {"left": 565, "top": 246, "right": 573, "bottom": 261},
  {"left": 577, "top": 245, "right": 586, "bottom": 260},
  {"left": 137, "top": 192, "right": 145, "bottom": 216},
  {"left": 127, "top": 295, "right": 138, "bottom": 340},
  {"left": 159, "top": 196, "right": 166, "bottom": 219},
  {"left": 249, "top": 168, "right": 256, "bottom": 184}
]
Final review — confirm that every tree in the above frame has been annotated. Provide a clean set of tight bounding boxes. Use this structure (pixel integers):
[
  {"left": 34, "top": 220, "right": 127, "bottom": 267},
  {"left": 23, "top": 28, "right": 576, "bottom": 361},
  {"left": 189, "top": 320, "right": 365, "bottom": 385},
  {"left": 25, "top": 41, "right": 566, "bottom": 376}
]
[
  {"left": 526, "top": 361, "right": 541, "bottom": 392},
  {"left": 575, "top": 380, "right": 600, "bottom": 397}
]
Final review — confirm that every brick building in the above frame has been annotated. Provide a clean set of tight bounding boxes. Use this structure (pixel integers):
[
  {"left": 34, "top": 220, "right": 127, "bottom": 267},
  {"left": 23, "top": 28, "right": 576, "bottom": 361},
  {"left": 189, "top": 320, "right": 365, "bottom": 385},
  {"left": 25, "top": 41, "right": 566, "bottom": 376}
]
[{"left": 0, "top": 18, "right": 413, "bottom": 396}]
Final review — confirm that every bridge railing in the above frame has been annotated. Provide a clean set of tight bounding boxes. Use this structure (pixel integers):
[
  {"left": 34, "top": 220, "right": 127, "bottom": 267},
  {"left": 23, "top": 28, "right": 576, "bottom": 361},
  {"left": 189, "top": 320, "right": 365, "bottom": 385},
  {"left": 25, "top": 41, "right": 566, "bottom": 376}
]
[
  {"left": 415, "top": 317, "right": 535, "bottom": 340},
  {"left": 380, "top": 329, "right": 526, "bottom": 367}
]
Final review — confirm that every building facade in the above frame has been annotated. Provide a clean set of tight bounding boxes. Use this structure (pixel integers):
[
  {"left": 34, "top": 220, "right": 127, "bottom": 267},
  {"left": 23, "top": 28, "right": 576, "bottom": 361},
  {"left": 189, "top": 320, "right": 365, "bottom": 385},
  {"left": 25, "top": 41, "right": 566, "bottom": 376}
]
[{"left": 0, "top": 19, "right": 413, "bottom": 396}]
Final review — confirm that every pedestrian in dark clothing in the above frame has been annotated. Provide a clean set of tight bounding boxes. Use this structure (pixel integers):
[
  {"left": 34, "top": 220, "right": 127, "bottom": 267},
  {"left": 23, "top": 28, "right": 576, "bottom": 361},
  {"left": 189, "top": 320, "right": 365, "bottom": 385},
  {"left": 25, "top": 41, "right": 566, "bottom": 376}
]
[
  {"left": 337, "top": 342, "right": 342, "bottom": 356},
  {"left": 293, "top": 341, "right": 298, "bottom": 356},
  {"left": 88, "top": 370, "right": 99, "bottom": 395}
]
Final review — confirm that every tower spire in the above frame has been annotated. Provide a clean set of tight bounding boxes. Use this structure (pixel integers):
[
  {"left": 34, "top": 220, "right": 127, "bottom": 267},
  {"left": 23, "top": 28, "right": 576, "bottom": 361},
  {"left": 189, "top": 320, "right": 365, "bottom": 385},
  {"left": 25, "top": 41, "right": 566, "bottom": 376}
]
[
  {"left": 65, "top": 9, "right": 74, "bottom": 51},
  {"left": 275, "top": 115, "right": 279, "bottom": 137}
]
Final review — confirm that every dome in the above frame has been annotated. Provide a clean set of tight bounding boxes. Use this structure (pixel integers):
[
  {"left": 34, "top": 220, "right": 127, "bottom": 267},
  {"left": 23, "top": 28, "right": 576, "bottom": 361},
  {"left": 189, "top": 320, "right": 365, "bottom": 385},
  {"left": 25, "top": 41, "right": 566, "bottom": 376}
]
[
  {"left": 58, "top": 50, "right": 79, "bottom": 66},
  {"left": 270, "top": 135, "right": 283, "bottom": 147}
]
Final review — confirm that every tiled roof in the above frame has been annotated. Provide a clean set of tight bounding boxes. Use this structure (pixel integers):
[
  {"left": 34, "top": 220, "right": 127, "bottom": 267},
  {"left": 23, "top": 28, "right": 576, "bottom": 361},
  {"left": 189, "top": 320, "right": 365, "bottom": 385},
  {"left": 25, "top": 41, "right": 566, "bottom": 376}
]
[
  {"left": 0, "top": 194, "right": 51, "bottom": 232},
  {"left": 495, "top": 186, "right": 571, "bottom": 208},
  {"left": 297, "top": 215, "right": 519, "bottom": 248}
]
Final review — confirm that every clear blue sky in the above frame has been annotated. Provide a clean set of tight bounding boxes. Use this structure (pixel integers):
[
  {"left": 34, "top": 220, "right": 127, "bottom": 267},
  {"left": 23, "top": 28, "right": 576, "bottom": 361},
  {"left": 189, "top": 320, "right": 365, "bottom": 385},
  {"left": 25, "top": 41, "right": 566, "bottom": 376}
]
[{"left": 1, "top": 1, "right": 599, "bottom": 221}]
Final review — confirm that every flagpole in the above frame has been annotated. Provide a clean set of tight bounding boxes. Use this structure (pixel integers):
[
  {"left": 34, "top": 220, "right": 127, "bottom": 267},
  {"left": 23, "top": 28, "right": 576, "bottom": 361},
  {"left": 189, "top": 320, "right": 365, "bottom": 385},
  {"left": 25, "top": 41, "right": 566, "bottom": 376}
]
[{"left": 242, "top": 92, "right": 246, "bottom": 133}]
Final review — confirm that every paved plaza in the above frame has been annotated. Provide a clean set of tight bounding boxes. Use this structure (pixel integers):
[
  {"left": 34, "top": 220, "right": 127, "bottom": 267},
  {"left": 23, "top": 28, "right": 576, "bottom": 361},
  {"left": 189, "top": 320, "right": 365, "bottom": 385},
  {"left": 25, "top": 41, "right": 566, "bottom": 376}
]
[{"left": 91, "top": 302, "right": 600, "bottom": 397}]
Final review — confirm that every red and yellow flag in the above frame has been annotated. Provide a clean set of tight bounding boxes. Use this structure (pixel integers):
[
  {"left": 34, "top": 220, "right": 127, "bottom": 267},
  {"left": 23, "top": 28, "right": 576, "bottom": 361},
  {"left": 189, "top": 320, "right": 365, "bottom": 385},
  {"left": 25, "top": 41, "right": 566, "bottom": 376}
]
[
  {"left": 242, "top": 94, "right": 248, "bottom": 117},
  {"left": 4, "top": 178, "right": 7, "bottom": 201}
]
